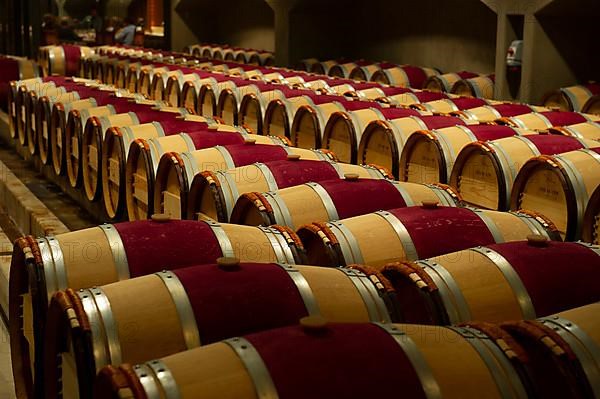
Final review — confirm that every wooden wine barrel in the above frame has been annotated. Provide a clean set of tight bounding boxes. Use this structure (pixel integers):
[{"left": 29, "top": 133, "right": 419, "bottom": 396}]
[
  {"left": 136, "top": 65, "right": 172, "bottom": 97},
  {"left": 451, "top": 75, "right": 495, "bottom": 99},
  {"left": 248, "top": 51, "right": 275, "bottom": 66},
  {"left": 9, "top": 77, "right": 59, "bottom": 141},
  {"left": 423, "top": 71, "right": 481, "bottom": 93},
  {"left": 290, "top": 100, "right": 360, "bottom": 150},
  {"left": 263, "top": 90, "right": 344, "bottom": 139},
  {"left": 180, "top": 75, "right": 222, "bottom": 116},
  {"left": 542, "top": 83, "right": 600, "bottom": 112},
  {"left": 328, "top": 60, "right": 373, "bottom": 79},
  {"left": 321, "top": 104, "right": 422, "bottom": 164},
  {"left": 510, "top": 147, "right": 600, "bottom": 241},
  {"left": 163, "top": 72, "right": 207, "bottom": 107},
  {"left": 49, "top": 89, "right": 146, "bottom": 177},
  {"left": 310, "top": 60, "right": 340, "bottom": 75},
  {"left": 500, "top": 302, "right": 600, "bottom": 399},
  {"left": 9, "top": 218, "right": 304, "bottom": 398},
  {"left": 497, "top": 110, "right": 599, "bottom": 130},
  {"left": 399, "top": 125, "right": 538, "bottom": 185},
  {"left": 149, "top": 144, "right": 336, "bottom": 221},
  {"left": 549, "top": 121, "right": 600, "bottom": 140},
  {"left": 371, "top": 63, "right": 440, "bottom": 89},
  {"left": 452, "top": 103, "right": 541, "bottom": 123},
  {"left": 34, "top": 84, "right": 122, "bottom": 165},
  {"left": 348, "top": 64, "right": 383, "bottom": 82},
  {"left": 216, "top": 77, "right": 265, "bottom": 126},
  {"left": 582, "top": 94, "right": 600, "bottom": 116},
  {"left": 95, "top": 319, "right": 528, "bottom": 399},
  {"left": 149, "top": 69, "right": 186, "bottom": 101},
  {"left": 413, "top": 96, "right": 489, "bottom": 114},
  {"left": 187, "top": 158, "right": 391, "bottom": 222},
  {"left": 295, "top": 58, "right": 320, "bottom": 71},
  {"left": 44, "top": 261, "right": 392, "bottom": 399},
  {"left": 231, "top": 177, "right": 460, "bottom": 229},
  {"left": 38, "top": 45, "right": 94, "bottom": 76},
  {"left": 382, "top": 237, "right": 600, "bottom": 325},
  {"left": 358, "top": 115, "right": 467, "bottom": 179},
  {"left": 237, "top": 82, "right": 293, "bottom": 134},
  {"left": 297, "top": 203, "right": 560, "bottom": 269},
  {"left": 0, "top": 56, "right": 40, "bottom": 116},
  {"left": 63, "top": 97, "right": 159, "bottom": 188},
  {"left": 19, "top": 84, "right": 69, "bottom": 147},
  {"left": 582, "top": 184, "right": 600, "bottom": 244},
  {"left": 450, "top": 135, "right": 597, "bottom": 211},
  {"left": 81, "top": 107, "right": 194, "bottom": 201},
  {"left": 106, "top": 128, "right": 286, "bottom": 220}
]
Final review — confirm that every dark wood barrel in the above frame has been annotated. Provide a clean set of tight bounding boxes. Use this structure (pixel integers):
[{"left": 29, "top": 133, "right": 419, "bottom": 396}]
[
  {"left": 81, "top": 106, "right": 193, "bottom": 202},
  {"left": 297, "top": 203, "right": 560, "bottom": 269},
  {"left": 383, "top": 237, "right": 600, "bottom": 325},
  {"left": 510, "top": 147, "right": 600, "bottom": 241},
  {"left": 450, "top": 135, "right": 597, "bottom": 211},
  {"left": 451, "top": 75, "right": 495, "bottom": 99},
  {"left": 187, "top": 158, "right": 391, "bottom": 222},
  {"left": 500, "top": 302, "right": 600, "bottom": 399},
  {"left": 583, "top": 94, "right": 600, "bottom": 116},
  {"left": 44, "top": 261, "right": 391, "bottom": 399},
  {"left": 8, "top": 218, "right": 305, "bottom": 397},
  {"left": 549, "top": 121, "right": 600, "bottom": 141},
  {"left": 295, "top": 58, "right": 320, "bottom": 71},
  {"left": 358, "top": 114, "right": 467, "bottom": 179},
  {"left": 94, "top": 319, "right": 528, "bottom": 399},
  {"left": 371, "top": 63, "right": 440, "bottom": 89},
  {"left": 108, "top": 126, "right": 285, "bottom": 221},
  {"left": 150, "top": 143, "right": 334, "bottom": 221},
  {"left": 424, "top": 71, "right": 480, "bottom": 92},
  {"left": 497, "top": 110, "right": 597, "bottom": 130},
  {"left": 310, "top": 59, "right": 340, "bottom": 75},
  {"left": 231, "top": 177, "right": 460, "bottom": 229},
  {"left": 399, "top": 125, "right": 538, "bottom": 185},
  {"left": 542, "top": 83, "right": 600, "bottom": 112},
  {"left": 348, "top": 63, "right": 383, "bottom": 82}
]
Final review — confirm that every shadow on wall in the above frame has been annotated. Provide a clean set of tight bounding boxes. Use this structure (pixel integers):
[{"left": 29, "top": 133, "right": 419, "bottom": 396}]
[
  {"left": 289, "top": 0, "right": 497, "bottom": 74},
  {"left": 175, "top": 0, "right": 274, "bottom": 51}
]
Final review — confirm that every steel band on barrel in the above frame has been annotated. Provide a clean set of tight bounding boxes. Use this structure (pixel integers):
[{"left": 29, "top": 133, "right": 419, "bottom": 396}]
[
  {"left": 375, "top": 323, "right": 442, "bottom": 399},
  {"left": 156, "top": 270, "right": 201, "bottom": 349},
  {"left": 327, "top": 221, "right": 365, "bottom": 265},
  {"left": 99, "top": 224, "right": 130, "bottom": 281},
  {"left": 276, "top": 263, "right": 320, "bottom": 316},
  {"left": 339, "top": 268, "right": 391, "bottom": 323},
  {"left": 470, "top": 246, "right": 536, "bottom": 319},
  {"left": 225, "top": 337, "right": 279, "bottom": 399}
]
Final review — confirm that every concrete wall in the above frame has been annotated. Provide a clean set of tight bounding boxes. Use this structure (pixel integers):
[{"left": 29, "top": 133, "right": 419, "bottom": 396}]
[
  {"left": 286, "top": 0, "right": 497, "bottom": 74},
  {"left": 172, "top": 0, "right": 274, "bottom": 51}
]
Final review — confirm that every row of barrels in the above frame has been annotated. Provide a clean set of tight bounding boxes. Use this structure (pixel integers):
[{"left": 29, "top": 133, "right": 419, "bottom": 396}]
[
  {"left": 542, "top": 82, "right": 600, "bottom": 114},
  {"left": 185, "top": 43, "right": 275, "bottom": 66},
  {"left": 297, "top": 58, "right": 496, "bottom": 98},
  {"left": 12, "top": 49, "right": 600, "bottom": 236},
  {"left": 9, "top": 214, "right": 600, "bottom": 398},
  {"left": 8, "top": 46, "right": 499, "bottom": 223},
  {"left": 0, "top": 55, "right": 41, "bottom": 110}
]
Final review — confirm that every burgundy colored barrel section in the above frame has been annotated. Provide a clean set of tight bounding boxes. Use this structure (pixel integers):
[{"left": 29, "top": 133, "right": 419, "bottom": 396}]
[
  {"left": 245, "top": 323, "right": 427, "bottom": 399},
  {"left": 113, "top": 219, "right": 224, "bottom": 277},
  {"left": 487, "top": 240, "right": 600, "bottom": 316},
  {"left": 174, "top": 262, "right": 308, "bottom": 343}
]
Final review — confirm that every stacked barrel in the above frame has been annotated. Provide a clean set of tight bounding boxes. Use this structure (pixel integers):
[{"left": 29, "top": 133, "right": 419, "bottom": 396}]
[
  {"left": 185, "top": 43, "right": 275, "bottom": 66},
  {"left": 4, "top": 43, "right": 600, "bottom": 399}
]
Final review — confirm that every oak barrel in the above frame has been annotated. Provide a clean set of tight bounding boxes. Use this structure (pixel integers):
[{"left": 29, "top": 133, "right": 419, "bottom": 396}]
[{"left": 297, "top": 204, "right": 560, "bottom": 269}]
